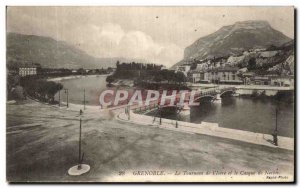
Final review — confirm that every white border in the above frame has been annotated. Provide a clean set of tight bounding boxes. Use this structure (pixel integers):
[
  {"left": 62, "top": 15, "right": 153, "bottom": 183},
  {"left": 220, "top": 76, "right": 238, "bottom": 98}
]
[{"left": 0, "top": 0, "right": 298, "bottom": 188}]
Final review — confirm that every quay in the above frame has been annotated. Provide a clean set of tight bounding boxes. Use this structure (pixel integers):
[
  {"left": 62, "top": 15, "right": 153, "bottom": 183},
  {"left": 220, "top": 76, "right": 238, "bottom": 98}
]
[{"left": 116, "top": 109, "right": 294, "bottom": 151}]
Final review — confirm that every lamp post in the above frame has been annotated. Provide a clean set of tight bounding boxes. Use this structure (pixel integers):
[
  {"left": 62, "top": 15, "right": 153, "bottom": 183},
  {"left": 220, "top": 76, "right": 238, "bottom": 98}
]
[
  {"left": 159, "top": 106, "right": 162, "bottom": 125},
  {"left": 58, "top": 89, "right": 61, "bottom": 107},
  {"left": 78, "top": 118, "right": 82, "bottom": 169},
  {"left": 68, "top": 110, "right": 90, "bottom": 176},
  {"left": 64, "top": 89, "right": 69, "bottom": 108},
  {"left": 175, "top": 105, "right": 179, "bottom": 128},
  {"left": 275, "top": 108, "right": 278, "bottom": 132},
  {"left": 83, "top": 89, "right": 86, "bottom": 110},
  {"left": 272, "top": 108, "right": 278, "bottom": 146},
  {"left": 128, "top": 105, "right": 130, "bottom": 120}
]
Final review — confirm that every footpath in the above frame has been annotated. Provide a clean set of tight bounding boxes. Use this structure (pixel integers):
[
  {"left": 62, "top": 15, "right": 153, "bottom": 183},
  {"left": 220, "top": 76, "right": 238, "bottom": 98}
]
[{"left": 116, "top": 110, "right": 294, "bottom": 151}]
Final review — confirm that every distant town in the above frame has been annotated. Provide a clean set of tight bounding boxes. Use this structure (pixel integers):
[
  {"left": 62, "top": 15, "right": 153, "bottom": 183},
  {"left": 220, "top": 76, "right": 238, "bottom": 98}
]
[{"left": 176, "top": 46, "right": 294, "bottom": 88}]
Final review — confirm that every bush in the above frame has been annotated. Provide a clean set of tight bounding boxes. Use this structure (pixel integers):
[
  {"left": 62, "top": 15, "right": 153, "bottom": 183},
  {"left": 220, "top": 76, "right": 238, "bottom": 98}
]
[
  {"left": 20, "top": 77, "right": 63, "bottom": 103},
  {"left": 251, "top": 90, "right": 259, "bottom": 98},
  {"left": 106, "top": 75, "right": 115, "bottom": 84}
]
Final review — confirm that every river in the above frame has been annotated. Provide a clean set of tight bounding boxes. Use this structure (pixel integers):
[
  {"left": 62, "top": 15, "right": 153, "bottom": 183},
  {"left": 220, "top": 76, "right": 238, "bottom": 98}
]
[
  {"left": 54, "top": 75, "right": 109, "bottom": 106},
  {"left": 55, "top": 76, "right": 294, "bottom": 138},
  {"left": 147, "top": 97, "right": 294, "bottom": 138}
]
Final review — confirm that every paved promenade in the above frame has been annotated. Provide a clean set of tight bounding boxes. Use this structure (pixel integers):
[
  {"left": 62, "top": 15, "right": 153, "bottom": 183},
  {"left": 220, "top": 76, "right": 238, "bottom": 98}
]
[
  {"left": 117, "top": 110, "right": 294, "bottom": 151},
  {"left": 7, "top": 100, "right": 294, "bottom": 182}
]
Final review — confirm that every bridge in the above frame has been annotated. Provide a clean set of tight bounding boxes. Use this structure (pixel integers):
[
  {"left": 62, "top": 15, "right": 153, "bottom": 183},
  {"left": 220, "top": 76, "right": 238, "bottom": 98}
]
[
  {"left": 132, "top": 86, "right": 236, "bottom": 115},
  {"left": 193, "top": 86, "right": 236, "bottom": 103}
]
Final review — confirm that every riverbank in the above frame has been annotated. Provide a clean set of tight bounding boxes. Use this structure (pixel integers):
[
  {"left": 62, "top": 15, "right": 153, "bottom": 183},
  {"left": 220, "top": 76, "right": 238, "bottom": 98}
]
[
  {"left": 188, "top": 83, "right": 294, "bottom": 98},
  {"left": 188, "top": 83, "right": 294, "bottom": 91},
  {"left": 47, "top": 74, "right": 110, "bottom": 82},
  {"left": 117, "top": 110, "right": 294, "bottom": 151}
]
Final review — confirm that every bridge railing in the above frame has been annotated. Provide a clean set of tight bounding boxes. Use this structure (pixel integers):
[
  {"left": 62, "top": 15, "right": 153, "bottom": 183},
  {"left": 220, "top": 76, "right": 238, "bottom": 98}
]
[{"left": 132, "top": 86, "right": 236, "bottom": 113}]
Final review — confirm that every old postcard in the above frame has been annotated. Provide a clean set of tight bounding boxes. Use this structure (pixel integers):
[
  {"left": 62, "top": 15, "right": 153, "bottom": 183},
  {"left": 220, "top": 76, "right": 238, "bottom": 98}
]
[{"left": 6, "top": 6, "right": 295, "bottom": 183}]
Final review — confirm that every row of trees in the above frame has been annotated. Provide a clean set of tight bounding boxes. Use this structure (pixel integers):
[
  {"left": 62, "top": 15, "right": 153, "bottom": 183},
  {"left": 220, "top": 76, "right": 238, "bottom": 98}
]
[
  {"left": 152, "top": 70, "right": 187, "bottom": 84},
  {"left": 41, "top": 67, "right": 113, "bottom": 77},
  {"left": 116, "top": 61, "right": 163, "bottom": 71},
  {"left": 20, "top": 76, "right": 63, "bottom": 103},
  {"left": 107, "top": 62, "right": 187, "bottom": 86}
]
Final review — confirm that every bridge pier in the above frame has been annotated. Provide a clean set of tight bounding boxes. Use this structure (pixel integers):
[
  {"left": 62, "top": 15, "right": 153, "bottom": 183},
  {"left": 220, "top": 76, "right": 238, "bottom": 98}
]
[
  {"left": 179, "top": 102, "right": 190, "bottom": 116},
  {"left": 215, "top": 93, "right": 221, "bottom": 100},
  {"left": 213, "top": 94, "right": 222, "bottom": 104}
]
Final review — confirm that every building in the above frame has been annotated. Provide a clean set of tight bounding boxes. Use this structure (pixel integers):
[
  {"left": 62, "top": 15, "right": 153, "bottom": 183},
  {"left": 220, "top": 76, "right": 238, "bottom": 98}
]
[
  {"left": 241, "top": 72, "right": 255, "bottom": 85},
  {"left": 18, "top": 63, "right": 41, "bottom": 77},
  {"left": 270, "top": 76, "right": 294, "bottom": 87},
  {"left": 188, "top": 70, "right": 207, "bottom": 83},
  {"left": 251, "top": 76, "right": 271, "bottom": 85},
  {"left": 195, "top": 63, "right": 209, "bottom": 70},
  {"left": 188, "top": 66, "right": 243, "bottom": 84},
  {"left": 206, "top": 66, "right": 243, "bottom": 84},
  {"left": 176, "top": 64, "right": 191, "bottom": 76},
  {"left": 238, "top": 72, "right": 294, "bottom": 87}
]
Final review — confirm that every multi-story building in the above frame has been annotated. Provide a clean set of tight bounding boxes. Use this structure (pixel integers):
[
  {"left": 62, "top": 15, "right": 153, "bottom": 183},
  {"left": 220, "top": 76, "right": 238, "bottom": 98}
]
[
  {"left": 206, "top": 66, "right": 243, "bottom": 84},
  {"left": 188, "top": 66, "right": 243, "bottom": 84},
  {"left": 239, "top": 73, "right": 294, "bottom": 87},
  {"left": 188, "top": 70, "right": 207, "bottom": 83},
  {"left": 251, "top": 76, "right": 271, "bottom": 85},
  {"left": 270, "top": 76, "right": 294, "bottom": 87},
  {"left": 18, "top": 63, "right": 41, "bottom": 77}
]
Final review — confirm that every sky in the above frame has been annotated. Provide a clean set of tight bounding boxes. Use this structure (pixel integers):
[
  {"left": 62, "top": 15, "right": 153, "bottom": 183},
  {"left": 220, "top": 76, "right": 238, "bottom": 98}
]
[{"left": 7, "top": 6, "right": 294, "bottom": 67}]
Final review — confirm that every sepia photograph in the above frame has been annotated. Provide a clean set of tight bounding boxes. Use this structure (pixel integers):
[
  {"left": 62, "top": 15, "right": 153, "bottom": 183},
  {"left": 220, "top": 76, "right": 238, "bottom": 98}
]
[{"left": 6, "top": 6, "right": 295, "bottom": 183}]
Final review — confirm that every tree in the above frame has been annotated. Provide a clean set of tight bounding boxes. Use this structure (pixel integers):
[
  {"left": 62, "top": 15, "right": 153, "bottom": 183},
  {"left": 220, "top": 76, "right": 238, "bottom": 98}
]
[
  {"left": 190, "top": 62, "right": 197, "bottom": 70},
  {"left": 45, "top": 81, "right": 63, "bottom": 103},
  {"left": 175, "top": 72, "right": 187, "bottom": 84},
  {"left": 77, "top": 68, "right": 85, "bottom": 75},
  {"left": 247, "top": 57, "right": 257, "bottom": 71},
  {"left": 106, "top": 75, "right": 115, "bottom": 84},
  {"left": 154, "top": 72, "right": 163, "bottom": 83}
]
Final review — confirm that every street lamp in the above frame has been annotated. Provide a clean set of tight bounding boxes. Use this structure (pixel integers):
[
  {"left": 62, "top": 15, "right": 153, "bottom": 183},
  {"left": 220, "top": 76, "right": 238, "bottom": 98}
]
[
  {"left": 64, "top": 89, "right": 69, "bottom": 108},
  {"left": 83, "top": 89, "right": 86, "bottom": 110},
  {"left": 275, "top": 108, "right": 278, "bottom": 132},
  {"left": 58, "top": 89, "right": 61, "bottom": 107},
  {"left": 175, "top": 105, "right": 179, "bottom": 128},
  {"left": 68, "top": 110, "right": 90, "bottom": 176},
  {"left": 159, "top": 106, "right": 162, "bottom": 125},
  {"left": 272, "top": 108, "right": 278, "bottom": 146}
]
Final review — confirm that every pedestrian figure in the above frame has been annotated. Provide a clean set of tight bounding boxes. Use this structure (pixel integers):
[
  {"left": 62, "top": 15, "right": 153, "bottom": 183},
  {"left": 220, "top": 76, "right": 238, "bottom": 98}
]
[
  {"left": 79, "top": 109, "right": 83, "bottom": 116},
  {"left": 127, "top": 106, "right": 130, "bottom": 120}
]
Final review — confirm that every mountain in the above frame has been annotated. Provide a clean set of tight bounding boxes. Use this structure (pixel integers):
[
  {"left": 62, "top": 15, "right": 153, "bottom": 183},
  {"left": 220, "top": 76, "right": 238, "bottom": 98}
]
[
  {"left": 7, "top": 33, "right": 143, "bottom": 69},
  {"left": 173, "top": 20, "right": 292, "bottom": 68}
]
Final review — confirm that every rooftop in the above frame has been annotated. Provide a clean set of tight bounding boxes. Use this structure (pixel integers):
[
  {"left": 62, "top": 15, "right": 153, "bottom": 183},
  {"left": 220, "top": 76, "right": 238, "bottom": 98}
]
[{"left": 208, "top": 66, "right": 239, "bottom": 72}]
